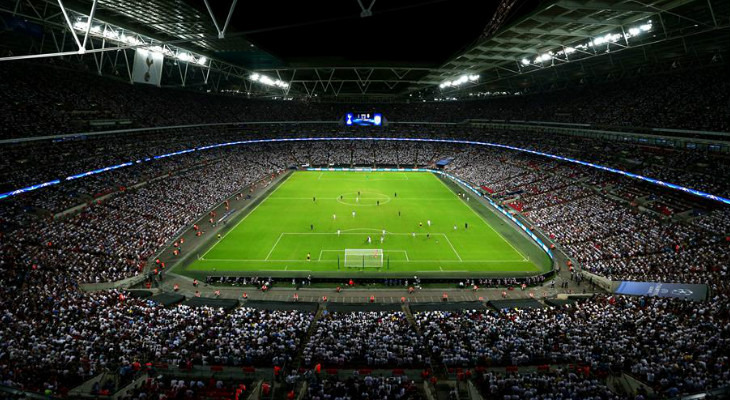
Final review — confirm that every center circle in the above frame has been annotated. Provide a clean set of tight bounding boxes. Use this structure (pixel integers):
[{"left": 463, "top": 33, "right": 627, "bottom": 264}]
[{"left": 336, "top": 191, "right": 392, "bottom": 206}]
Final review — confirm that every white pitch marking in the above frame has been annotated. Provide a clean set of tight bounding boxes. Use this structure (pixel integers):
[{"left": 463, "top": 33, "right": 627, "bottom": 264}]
[
  {"left": 265, "top": 233, "right": 284, "bottom": 260},
  {"left": 339, "top": 228, "right": 388, "bottom": 233},
  {"left": 441, "top": 234, "right": 463, "bottom": 261},
  {"left": 432, "top": 174, "right": 530, "bottom": 261},
  {"left": 201, "top": 173, "right": 293, "bottom": 259},
  {"left": 202, "top": 257, "right": 526, "bottom": 263}
]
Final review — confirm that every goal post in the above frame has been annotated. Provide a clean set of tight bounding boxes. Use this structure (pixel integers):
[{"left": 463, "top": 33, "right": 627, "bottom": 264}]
[{"left": 344, "top": 249, "right": 384, "bottom": 269}]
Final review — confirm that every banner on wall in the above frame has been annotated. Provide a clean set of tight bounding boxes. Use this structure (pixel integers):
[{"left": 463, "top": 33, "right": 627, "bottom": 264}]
[
  {"left": 132, "top": 49, "right": 164, "bottom": 86},
  {"left": 614, "top": 281, "right": 708, "bottom": 301}
]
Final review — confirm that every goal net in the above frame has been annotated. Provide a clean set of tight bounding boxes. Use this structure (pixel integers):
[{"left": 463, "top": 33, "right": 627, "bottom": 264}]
[{"left": 344, "top": 249, "right": 384, "bottom": 269}]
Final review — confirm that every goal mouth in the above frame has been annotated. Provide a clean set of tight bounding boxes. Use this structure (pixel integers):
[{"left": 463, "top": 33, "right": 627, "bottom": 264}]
[{"left": 344, "top": 248, "right": 384, "bottom": 269}]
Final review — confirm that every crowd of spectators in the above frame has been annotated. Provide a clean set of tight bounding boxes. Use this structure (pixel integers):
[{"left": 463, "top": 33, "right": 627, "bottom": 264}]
[
  {"left": 3, "top": 280, "right": 727, "bottom": 397},
  {"left": 474, "top": 369, "right": 625, "bottom": 400},
  {"left": 0, "top": 269, "right": 311, "bottom": 393},
  {"left": 304, "top": 375, "right": 423, "bottom": 400},
  {"left": 120, "top": 376, "right": 253, "bottom": 400},
  {"left": 0, "top": 135, "right": 727, "bottom": 290},
  {"left": 525, "top": 190, "right": 729, "bottom": 291},
  {"left": 1, "top": 61, "right": 728, "bottom": 139},
  {"left": 1, "top": 146, "right": 288, "bottom": 282},
  {"left": 204, "top": 307, "right": 313, "bottom": 367},
  {"left": 303, "top": 311, "right": 426, "bottom": 368},
  {"left": 5, "top": 122, "right": 727, "bottom": 220},
  {"left": 417, "top": 294, "right": 730, "bottom": 397},
  {"left": 1, "top": 60, "right": 730, "bottom": 399}
]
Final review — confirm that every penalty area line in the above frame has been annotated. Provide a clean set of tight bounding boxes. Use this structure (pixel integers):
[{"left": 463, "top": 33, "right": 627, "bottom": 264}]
[
  {"left": 265, "top": 233, "right": 284, "bottom": 261},
  {"left": 433, "top": 175, "right": 530, "bottom": 261},
  {"left": 441, "top": 234, "right": 463, "bottom": 261},
  {"left": 201, "top": 173, "right": 293, "bottom": 259}
]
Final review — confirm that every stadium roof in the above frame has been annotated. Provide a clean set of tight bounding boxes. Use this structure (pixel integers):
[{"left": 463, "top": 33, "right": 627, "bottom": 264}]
[{"left": 1, "top": 0, "right": 727, "bottom": 99}]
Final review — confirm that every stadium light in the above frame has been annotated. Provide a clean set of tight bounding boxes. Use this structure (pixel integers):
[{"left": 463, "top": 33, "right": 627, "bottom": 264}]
[
  {"left": 102, "top": 28, "right": 119, "bottom": 40},
  {"left": 439, "top": 74, "right": 479, "bottom": 90},
  {"left": 69, "top": 15, "right": 211, "bottom": 70},
  {"left": 120, "top": 34, "right": 141, "bottom": 46},
  {"left": 536, "top": 53, "right": 552, "bottom": 62},
  {"left": 176, "top": 52, "right": 193, "bottom": 62},
  {"left": 249, "top": 72, "right": 288, "bottom": 89},
  {"left": 519, "top": 20, "right": 653, "bottom": 67}
]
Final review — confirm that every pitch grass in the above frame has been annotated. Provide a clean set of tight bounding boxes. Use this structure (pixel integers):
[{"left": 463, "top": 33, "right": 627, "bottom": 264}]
[{"left": 186, "top": 171, "right": 551, "bottom": 277}]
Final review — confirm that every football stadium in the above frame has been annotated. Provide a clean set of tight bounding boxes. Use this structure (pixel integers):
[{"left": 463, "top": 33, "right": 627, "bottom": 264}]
[
  {"left": 186, "top": 170, "right": 551, "bottom": 278},
  {"left": 0, "top": 0, "right": 729, "bottom": 399}
]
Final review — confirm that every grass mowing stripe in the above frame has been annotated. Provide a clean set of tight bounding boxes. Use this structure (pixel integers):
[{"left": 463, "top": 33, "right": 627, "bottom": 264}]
[
  {"left": 202, "top": 258, "right": 526, "bottom": 263},
  {"left": 184, "top": 170, "right": 547, "bottom": 277},
  {"left": 441, "top": 233, "right": 463, "bottom": 261},
  {"left": 201, "top": 173, "right": 293, "bottom": 259},
  {"left": 265, "top": 233, "right": 284, "bottom": 260},
  {"left": 433, "top": 174, "right": 529, "bottom": 261}
]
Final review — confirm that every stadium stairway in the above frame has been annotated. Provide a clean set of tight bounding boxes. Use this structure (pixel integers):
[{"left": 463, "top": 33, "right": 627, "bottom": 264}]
[
  {"left": 402, "top": 303, "right": 455, "bottom": 381},
  {"left": 291, "top": 303, "right": 325, "bottom": 370},
  {"left": 268, "top": 304, "right": 325, "bottom": 400},
  {"left": 402, "top": 303, "right": 421, "bottom": 335}
]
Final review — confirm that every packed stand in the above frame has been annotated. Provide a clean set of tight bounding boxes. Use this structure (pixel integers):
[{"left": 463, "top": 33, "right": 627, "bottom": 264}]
[
  {"left": 303, "top": 311, "right": 427, "bottom": 368},
  {"left": 416, "top": 294, "right": 730, "bottom": 397},
  {"left": 1, "top": 62, "right": 728, "bottom": 139},
  {"left": 304, "top": 374, "right": 424, "bottom": 400}
]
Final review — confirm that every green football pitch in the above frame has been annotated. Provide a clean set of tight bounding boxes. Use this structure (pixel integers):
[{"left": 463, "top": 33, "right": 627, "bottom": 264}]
[{"left": 184, "top": 171, "right": 551, "bottom": 277}]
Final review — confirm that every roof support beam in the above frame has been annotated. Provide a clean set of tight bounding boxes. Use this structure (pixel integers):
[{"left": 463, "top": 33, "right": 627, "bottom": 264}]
[
  {"left": 530, "top": 15, "right": 624, "bottom": 26},
  {"left": 509, "top": 27, "right": 594, "bottom": 37},
  {"left": 56, "top": 0, "right": 83, "bottom": 53},
  {"left": 557, "top": 0, "right": 653, "bottom": 13},
  {"left": 356, "top": 0, "right": 376, "bottom": 18},
  {"left": 476, "top": 45, "right": 540, "bottom": 54},
  {"left": 202, "top": 0, "right": 238, "bottom": 39},
  {"left": 80, "top": 0, "right": 98, "bottom": 51},
  {"left": 490, "top": 37, "right": 564, "bottom": 47},
  {"left": 460, "top": 54, "right": 519, "bottom": 62}
]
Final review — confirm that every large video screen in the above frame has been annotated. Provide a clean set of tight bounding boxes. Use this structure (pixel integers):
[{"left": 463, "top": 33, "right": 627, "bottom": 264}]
[{"left": 345, "top": 113, "right": 383, "bottom": 126}]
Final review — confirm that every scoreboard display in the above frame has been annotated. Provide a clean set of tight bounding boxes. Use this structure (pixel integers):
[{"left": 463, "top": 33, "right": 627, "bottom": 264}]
[{"left": 345, "top": 113, "right": 383, "bottom": 126}]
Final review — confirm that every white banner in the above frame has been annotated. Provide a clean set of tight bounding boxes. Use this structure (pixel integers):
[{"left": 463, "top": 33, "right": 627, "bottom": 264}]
[{"left": 132, "top": 49, "right": 164, "bottom": 86}]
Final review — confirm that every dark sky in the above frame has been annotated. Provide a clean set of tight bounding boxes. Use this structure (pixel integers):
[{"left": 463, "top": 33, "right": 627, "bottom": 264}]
[{"left": 209, "top": 0, "right": 501, "bottom": 67}]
